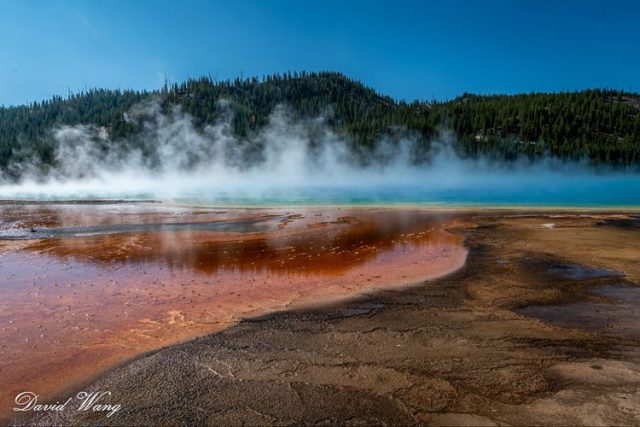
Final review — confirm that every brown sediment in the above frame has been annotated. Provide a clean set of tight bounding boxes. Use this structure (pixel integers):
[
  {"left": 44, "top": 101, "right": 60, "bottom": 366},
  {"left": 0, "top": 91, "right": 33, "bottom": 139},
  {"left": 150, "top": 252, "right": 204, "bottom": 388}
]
[
  {"left": 0, "top": 204, "right": 466, "bottom": 421},
  {"left": 13, "top": 211, "right": 640, "bottom": 426}
]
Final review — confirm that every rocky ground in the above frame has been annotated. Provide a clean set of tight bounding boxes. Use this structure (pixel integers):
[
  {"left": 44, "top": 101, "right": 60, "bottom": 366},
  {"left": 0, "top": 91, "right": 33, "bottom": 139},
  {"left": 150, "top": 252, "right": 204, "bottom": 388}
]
[{"left": 18, "top": 213, "right": 640, "bottom": 426}]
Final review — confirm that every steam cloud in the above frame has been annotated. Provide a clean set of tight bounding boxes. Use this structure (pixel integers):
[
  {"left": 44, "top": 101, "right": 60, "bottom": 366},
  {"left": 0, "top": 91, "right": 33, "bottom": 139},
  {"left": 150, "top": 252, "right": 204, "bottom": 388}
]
[{"left": 0, "top": 100, "right": 638, "bottom": 205}]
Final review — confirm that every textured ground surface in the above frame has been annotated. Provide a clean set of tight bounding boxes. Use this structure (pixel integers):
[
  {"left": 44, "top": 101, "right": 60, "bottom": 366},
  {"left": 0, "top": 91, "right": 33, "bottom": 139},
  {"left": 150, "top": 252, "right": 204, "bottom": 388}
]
[
  {"left": 16, "top": 213, "right": 640, "bottom": 426},
  {"left": 0, "top": 205, "right": 464, "bottom": 420}
]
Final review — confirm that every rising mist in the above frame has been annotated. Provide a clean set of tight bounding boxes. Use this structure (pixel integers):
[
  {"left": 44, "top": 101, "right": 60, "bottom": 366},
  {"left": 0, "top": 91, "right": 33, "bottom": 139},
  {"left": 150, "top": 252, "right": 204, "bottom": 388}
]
[{"left": 0, "top": 100, "right": 638, "bottom": 206}]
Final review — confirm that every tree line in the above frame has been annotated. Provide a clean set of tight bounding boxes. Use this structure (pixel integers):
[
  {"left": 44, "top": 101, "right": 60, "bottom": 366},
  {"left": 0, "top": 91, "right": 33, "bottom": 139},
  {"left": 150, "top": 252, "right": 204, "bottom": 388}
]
[{"left": 0, "top": 71, "right": 638, "bottom": 179}]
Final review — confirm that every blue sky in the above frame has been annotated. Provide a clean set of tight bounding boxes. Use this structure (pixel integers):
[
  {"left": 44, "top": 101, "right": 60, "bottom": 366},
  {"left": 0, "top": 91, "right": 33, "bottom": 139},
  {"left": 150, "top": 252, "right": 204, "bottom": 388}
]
[{"left": 1, "top": 0, "right": 638, "bottom": 105}]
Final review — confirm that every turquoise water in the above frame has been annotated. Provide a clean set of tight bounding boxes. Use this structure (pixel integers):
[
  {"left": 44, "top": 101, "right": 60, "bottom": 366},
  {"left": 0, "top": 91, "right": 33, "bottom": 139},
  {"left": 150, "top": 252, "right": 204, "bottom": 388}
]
[
  {"left": 2, "top": 172, "right": 640, "bottom": 208},
  {"left": 171, "top": 176, "right": 640, "bottom": 207}
]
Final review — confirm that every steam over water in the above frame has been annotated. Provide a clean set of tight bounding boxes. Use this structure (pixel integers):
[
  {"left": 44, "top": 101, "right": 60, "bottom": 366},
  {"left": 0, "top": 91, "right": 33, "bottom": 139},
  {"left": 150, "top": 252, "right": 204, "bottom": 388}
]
[{"left": 1, "top": 101, "right": 639, "bottom": 207}]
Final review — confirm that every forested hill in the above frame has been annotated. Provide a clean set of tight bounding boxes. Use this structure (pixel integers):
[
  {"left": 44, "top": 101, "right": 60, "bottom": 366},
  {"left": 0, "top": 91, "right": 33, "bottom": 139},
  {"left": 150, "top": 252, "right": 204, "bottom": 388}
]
[{"left": 1, "top": 71, "right": 639, "bottom": 178}]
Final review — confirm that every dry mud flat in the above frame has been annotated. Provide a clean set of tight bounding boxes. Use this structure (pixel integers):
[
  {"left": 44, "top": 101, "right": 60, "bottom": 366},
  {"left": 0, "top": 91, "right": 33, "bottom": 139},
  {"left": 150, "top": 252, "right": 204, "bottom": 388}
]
[{"left": 18, "top": 213, "right": 640, "bottom": 426}]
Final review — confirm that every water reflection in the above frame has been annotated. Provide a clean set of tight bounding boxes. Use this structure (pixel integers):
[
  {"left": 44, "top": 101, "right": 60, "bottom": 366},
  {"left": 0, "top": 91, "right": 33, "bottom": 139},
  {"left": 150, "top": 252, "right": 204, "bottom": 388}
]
[
  {"left": 20, "top": 210, "right": 460, "bottom": 276},
  {"left": 0, "top": 204, "right": 465, "bottom": 419}
]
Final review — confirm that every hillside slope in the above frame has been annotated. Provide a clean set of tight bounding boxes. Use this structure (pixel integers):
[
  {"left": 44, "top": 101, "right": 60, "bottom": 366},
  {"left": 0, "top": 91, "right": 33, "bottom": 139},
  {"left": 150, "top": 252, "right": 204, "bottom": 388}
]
[{"left": 0, "top": 72, "right": 639, "bottom": 179}]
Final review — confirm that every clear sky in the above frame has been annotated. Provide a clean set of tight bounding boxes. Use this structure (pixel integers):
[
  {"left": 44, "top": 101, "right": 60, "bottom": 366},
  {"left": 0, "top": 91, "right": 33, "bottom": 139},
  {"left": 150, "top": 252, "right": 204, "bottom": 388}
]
[{"left": 1, "top": 0, "right": 638, "bottom": 106}]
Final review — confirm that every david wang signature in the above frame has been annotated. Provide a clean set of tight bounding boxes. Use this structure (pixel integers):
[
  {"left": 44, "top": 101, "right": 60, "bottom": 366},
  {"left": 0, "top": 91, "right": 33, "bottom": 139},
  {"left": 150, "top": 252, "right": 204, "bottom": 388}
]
[{"left": 14, "top": 391, "right": 121, "bottom": 418}]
